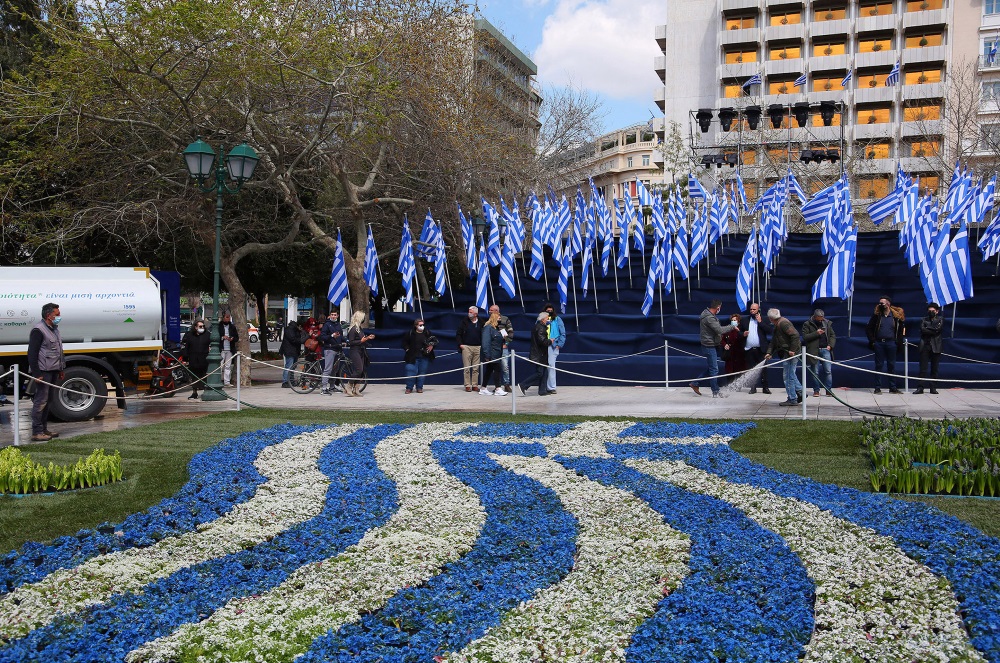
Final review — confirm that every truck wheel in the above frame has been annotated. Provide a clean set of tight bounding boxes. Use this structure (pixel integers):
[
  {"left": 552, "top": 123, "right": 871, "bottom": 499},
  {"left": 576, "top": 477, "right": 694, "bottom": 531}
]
[{"left": 49, "top": 366, "right": 108, "bottom": 422}]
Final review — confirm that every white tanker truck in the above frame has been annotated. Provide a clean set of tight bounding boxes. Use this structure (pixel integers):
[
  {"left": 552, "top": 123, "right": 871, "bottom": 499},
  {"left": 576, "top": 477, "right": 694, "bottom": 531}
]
[{"left": 0, "top": 267, "right": 176, "bottom": 422}]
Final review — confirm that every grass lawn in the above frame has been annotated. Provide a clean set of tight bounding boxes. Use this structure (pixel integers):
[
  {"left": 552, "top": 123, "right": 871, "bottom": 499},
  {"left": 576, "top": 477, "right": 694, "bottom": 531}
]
[{"left": 2, "top": 410, "right": 998, "bottom": 555}]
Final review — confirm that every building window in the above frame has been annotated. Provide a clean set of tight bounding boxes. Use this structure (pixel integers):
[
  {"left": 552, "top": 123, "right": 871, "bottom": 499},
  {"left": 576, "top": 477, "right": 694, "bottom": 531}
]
[
  {"left": 769, "top": 79, "right": 795, "bottom": 95},
  {"left": 813, "top": 41, "right": 846, "bottom": 56},
  {"left": 769, "top": 44, "right": 801, "bottom": 60},
  {"left": 909, "top": 139, "right": 940, "bottom": 157},
  {"left": 858, "top": 176, "right": 891, "bottom": 199},
  {"left": 726, "top": 15, "right": 756, "bottom": 30},
  {"left": 903, "top": 102, "right": 941, "bottom": 121},
  {"left": 815, "top": 7, "right": 847, "bottom": 21},
  {"left": 904, "top": 68, "right": 942, "bottom": 85},
  {"left": 724, "top": 83, "right": 743, "bottom": 98},
  {"left": 988, "top": 0, "right": 1000, "bottom": 14},
  {"left": 725, "top": 48, "right": 758, "bottom": 64},
  {"left": 983, "top": 81, "right": 1000, "bottom": 100},
  {"left": 857, "top": 106, "right": 891, "bottom": 124},
  {"left": 857, "top": 37, "right": 893, "bottom": 53},
  {"left": 918, "top": 176, "right": 940, "bottom": 196},
  {"left": 980, "top": 124, "right": 1000, "bottom": 151},
  {"left": 769, "top": 11, "right": 801, "bottom": 26},
  {"left": 860, "top": 1, "right": 894, "bottom": 16},
  {"left": 812, "top": 76, "right": 840, "bottom": 92},
  {"left": 906, "top": 0, "right": 942, "bottom": 11},
  {"left": 905, "top": 33, "right": 942, "bottom": 48},
  {"left": 810, "top": 109, "right": 842, "bottom": 126},
  {"left": 864, "top": 142, "right": 891, "bottom": 159},
  {"left": 642, "top": 154, "right": 650, "bottom": 166},
  {"left": 627, "top": 156, "right": 634, "bottom": 167}
]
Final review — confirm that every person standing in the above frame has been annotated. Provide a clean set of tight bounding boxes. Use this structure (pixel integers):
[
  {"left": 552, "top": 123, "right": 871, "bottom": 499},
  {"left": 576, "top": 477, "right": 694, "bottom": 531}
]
[
  {"left": 544, "top": 303, "right": 566, "bottom": 394},
  {"left": 690, "top": 299, "right": 735, "bottom": 398},
  {"left": 488, "top": 304, "right": 515, "bottom": 390},
  {"left": 401, "top": 319, "right": 437, "bottom": 394},
  {"left": 319, "top": 310, "right": 344, "bottom": 395},
  {"left": 456, "top": 306, "right": 484, "bottom": 392},
  {"left": 27, "top": 302, "right": 65, "bottom": 441},
  {"left": 721, "top": 313, "right": 746, "bottom": 385},
  {"left": 739, "top": 302, "right": 772, "bottom": 394},
  {"left": 479, "top": 310, "right": 506, "bottom": 395},
  {"left": 218, "top": 311, "right": 240, "bottom": 387},
  {"left": 915, "top": 302, "right": 943, "bottom": 395},
  {"left": 343, "top": 311, "right": 375, "bottom": 397},
  {"left": 865, "top": 295, "right": 905, "bottom": 394},
  {"left": 764, "top": 308, "right": 803, "bottom": 406},
  {"left": 517, "top": 312, "right": 551, "bottom": 396},
  {"left": 181, "top": 319, "right": 211, "bottom": 399},
  {"left": 273, "top": 317, "right": 284, "bottom": 342},
  {"left": 801, "top": 309, "right": 836, "bottom": 397},
  {"left": 278, "top": 320, "right": 302, "bottom": 388}
]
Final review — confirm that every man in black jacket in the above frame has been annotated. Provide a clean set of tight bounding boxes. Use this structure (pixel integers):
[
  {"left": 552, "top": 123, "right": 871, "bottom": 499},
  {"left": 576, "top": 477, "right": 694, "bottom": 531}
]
[
  {"left": 739, "top": 301, "right": 773, "bottom": 394},
  {"left": 914, "top": 302, "right": 943, "bottom": 395},
  {"left": 456, "top": 306, "right": 484, "bottom": 392},
  {"left": 319, "top": 310, "right": 344, "bottom": 395},
  {"left": 517, "top": 312, "right": 551, "bottom": 396},
  {"left": 865, "top": 295, "right": 905, "bottom": 394},
  {"left": 218, "top": 311, "right": 240, "bottom": 387}
]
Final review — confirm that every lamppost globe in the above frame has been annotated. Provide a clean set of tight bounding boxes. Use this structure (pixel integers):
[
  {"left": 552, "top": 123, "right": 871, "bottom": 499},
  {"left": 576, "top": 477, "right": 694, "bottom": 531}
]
[{"left": 181, "top": 136, "right": 258, "bottom": 401}]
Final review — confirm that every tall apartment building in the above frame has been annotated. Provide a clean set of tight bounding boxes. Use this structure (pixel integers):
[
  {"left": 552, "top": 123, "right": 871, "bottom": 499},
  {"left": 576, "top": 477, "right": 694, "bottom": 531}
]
[
  {"left": 473, "top": 18, "right": 543, "bottom": 145},
  {"left": 652, "top": 0, "right": 985, "bottom": 206}
]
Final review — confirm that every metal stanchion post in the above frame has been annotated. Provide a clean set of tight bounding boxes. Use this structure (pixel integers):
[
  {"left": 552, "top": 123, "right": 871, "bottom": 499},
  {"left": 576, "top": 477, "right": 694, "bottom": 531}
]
[
  {"left": 801, "top": 347, "right": 807, "bottom": 421},
  {"left": 13, "top": 365, "right": 20, "bottom": 447},
  {"left": 904, "top": 343, "right": 909, "bottom": 393},
  {"left": 236, "top": 353, "right": 241, "bottom": 411},
  {"left": 510, "top": 350, "right": 517, "bottom": 416},
  {"left": 664, "top": 342, "right": 669, "bottom": 390}
]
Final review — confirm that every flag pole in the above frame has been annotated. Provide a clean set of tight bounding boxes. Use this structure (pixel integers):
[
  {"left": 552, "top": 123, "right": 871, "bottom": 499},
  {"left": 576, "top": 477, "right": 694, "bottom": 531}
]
[
  {"left": 658, "top": 278, "right": 665, "bottom": 334},
  {"left": 611, "top": 243, "right": 621, "bottom": 300},
  {"left": 847, "top": 294, "right": 853, "bottom": 339},
  {"left": 412, "top": 256, "right": 425, "bottom": 320},
  {"left": 371, "top": 223, "right": 389, "bottom": 307},
  {"left": 951, "top": 301, "right": 957, "bottom": 338},
  {"left": 444, "top": 244, "right": 456, "bottom": 311},
  {"left": 542, "top": 248, "right": 550, "bottom": 300},
  {"left": 514, "top": 263, "right": 526, "bottom": 312},
  {"left": 570, "top": 263, "right": 580, "bottom": 330},
  {"left": 590, "top": 243, "right": 600, "bottom": 313}
]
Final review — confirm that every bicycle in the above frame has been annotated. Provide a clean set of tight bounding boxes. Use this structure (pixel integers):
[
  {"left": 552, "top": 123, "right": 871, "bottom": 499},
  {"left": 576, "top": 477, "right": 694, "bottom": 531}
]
[{"left": 289, "top": 350, "right": 367, "bottom": 394}]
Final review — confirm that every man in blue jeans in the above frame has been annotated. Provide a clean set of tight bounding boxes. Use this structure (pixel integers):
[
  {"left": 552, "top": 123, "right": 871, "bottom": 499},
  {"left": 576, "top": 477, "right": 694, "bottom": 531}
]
[
  {"left": 690, "top": 299, "right": 735, "bottom": 398},
  {"left": 764, "top": 308, "right": 803, "bottom": 406},
  {"left": 865, "top": 295, "right": 904, "bottom": 394}
]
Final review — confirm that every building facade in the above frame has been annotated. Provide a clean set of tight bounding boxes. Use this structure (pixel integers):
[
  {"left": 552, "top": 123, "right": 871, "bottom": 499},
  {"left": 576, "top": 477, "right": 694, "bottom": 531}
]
[
  {"left": 473, "top": 18, "right": 543, "bottom": 145},
  {"left": 653, "top": 0, "right": 988, "bottom": 205}
]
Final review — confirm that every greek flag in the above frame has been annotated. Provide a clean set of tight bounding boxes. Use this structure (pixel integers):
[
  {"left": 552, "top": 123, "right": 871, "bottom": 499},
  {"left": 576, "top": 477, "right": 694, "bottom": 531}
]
[
  {"left": 483, "top": 198, "right": 502, "bottom": 267},
  {"left": 475, "top": 241, "right": 489, "bottom": 310},
  {"left": 926, "top": 219, "right": 973, "bottom": 306},
  {"left": 885, "top": 60, "right": 900, "bottom": 86},
  {"left": 785, "top": 170, "right": 807, "bottom": 204},
  {"left": 867, "top": 188, "right": 903, "bottom": 225},
  {"left": 499, "top": 242, "right": 516, "bottom": 299},
  {"left": 841, "top": 68, "right": 853, "bottom": 87},
  {"left": 581, "top": 220, "right": 594, "bottom": 298},
  {"left": 794, "top": 72, "right": 807, "bottom": 88},
  {"left": 364, "top": 225, "right": 379, "bottom": 296},
  {"left": 735, "top": 172, "right": 750, "bottom": 213},
  {"left": 708, "top": 193, "right": 723, "bottom": 245},
  {"left": 557, "top": 241, "right": 572, "bottom": 313},
  {"left": 458, "top": 202, "right": 476, "bottom": 274},
  {"left": 417, "top": 209, "right": 440, "bottom": 260},
  {"left": 434, "top": 233, "right": 448, "bottom": 296},
  {"left": 640, "top": 239, "right": 662, "bottom": 317},
  {"left": 689, "top": 207, "right": 708, "bottom": 267},
  {"left": 651, "top": 190, "right": 667, "bottom": 240},
  {"left": 736, "top": 227, "right": 757, "bottom": 312},
  {"left": 529, "top": 200, "right": 546, "bottom": 281},
  {"left": 944, "top": 164, "right": 973, "bottom": 218},
  {"left": 501, "top": 197, "right": 524, "bottom": 253},
  {"left": 688, "top": 173, "right": 709, "bottom": 201},
  {"left": 989, "top": 38, "right": 999, "bottom": 66},
  {"left": 801, "top": 180, "right": 839, "bottom": 225},
  {"left": 811, "top": 226, "right": 857, "bottom": 302},
  {"left": 618, "top": 191, "right": 635, "bottom": 268},
  {"left": 742, "top": 72, "right": 762, "bottom": 89},
  {"left": 555, "top": 195, "right": 573, "bottom": 251},
  {"left": 635, "top": 178, "right": 654, "bottom": 207},
  {"left": 327, "top": 229, "right": 349, "bottom": 305},
  {"left": 634, "top": 209, "right": 647, "bottom": 254},
  {"left": 398, "top": 220, "right": 416, "bottom": 306},
  {"left": 957, "top": 174, "right": 996, "bottom": 226},
  {"left": 667, "top": 189, "right": 684, "bottom": 234},
  {"left": 672, "top": 219, "right": 690, "bottom": 281},
  {"left": 907, "top": 196, "right": 936, "bottom": 269}
]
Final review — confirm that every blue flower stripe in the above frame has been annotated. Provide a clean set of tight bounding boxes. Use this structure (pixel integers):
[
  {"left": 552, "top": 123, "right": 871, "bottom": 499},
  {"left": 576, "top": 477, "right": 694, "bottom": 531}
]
[
  {"left": 457, "top": 423, "right": 577, "bottom": 438},
  {"left": 619, "top": 422, "right": 756, "bottom": 440},
  {"left": 1, "top": 423, "right": 314, "bottom": 592},
  {"left": 298, "top": 441, "right": 577, "bottom": 663},
  {"left": 559, "top": 455, "right": 813, "bottom": 663},
  {"left": 612, "top": 442, "right": 1000, "bottom": 663},
  {"left": 0, "top": 425, "right": 405, "bottom": 663}
]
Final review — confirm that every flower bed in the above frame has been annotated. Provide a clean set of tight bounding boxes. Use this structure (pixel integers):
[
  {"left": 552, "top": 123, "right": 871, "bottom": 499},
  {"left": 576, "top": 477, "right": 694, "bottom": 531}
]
[
  {"left": 1, "top": 421, "right": 998, "bottom": 662},
  {"left": 864, "top": 417, "right": 1000, "bottom": 496}
]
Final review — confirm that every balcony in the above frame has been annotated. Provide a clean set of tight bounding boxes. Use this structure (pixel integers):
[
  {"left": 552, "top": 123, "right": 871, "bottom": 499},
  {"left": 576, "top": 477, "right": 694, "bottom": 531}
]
[
  {"left": 855, "top": 13, "right": 898, "bottom": 33},
  {"left": 765, "top": 57, "right": 803, "bottom": 76},
  {"left": 854, "top": 86, "right": 895, "bottom": 104},
  {"left": 855, "top": 49, "right": 899, "bottom": 69},
  {"left": 761, "top": 91, "right": 800, "bottom": 107},
  {"left": 654, "top": 88, "right": 666, "bottom": 112},
  {"left": 903, "top": 45, "right": 946, "bottom": 66},
  {"left": 721, "top": 27, "right": 760, "bottom": 46},
  {"left": 807, "top": 89, "right": 847, "bottom": 104},
  {"left": 723, "top": 0, "right": 759, "bottom": 10},
  {"left": 852, "top": 157, "right": 896, "bottom": 176},
  {"left": 655, "top": 24, "right": 667, "bottom": 51},
  {"left": 904, "top": 81, "right": 944, "bottom": 100},
  {"left": 719, "top": 61, "right": 762, "bottom": 80},
  {"left": 899, "top": 155, "right": 945, "bottom": 173},
  {"left": 807, "top": 53, "right": 850, "bottom": 71},
  {"left": 854, "top": 123, "right": 893, "bottom": 140},
  {"left": 980, "top": 55, "right": 1000, "bottom": 72},
  {"left": 765, "top": 22, "right": 804, "bottom": 41},
  {"left": 808, "top": 125, "right": 843, "bottom": 142},
  {"left": 901, "top": 119, "right": 943, "bottom": 138},
  {"left": 902, "top": 8, "right": 946, "bottom": 31},
  {"left": 655, "top": 55, "right": 667, "bottom": 82},
  {"left": 810, "top": 19, "right": 850, "bottom": 38}
]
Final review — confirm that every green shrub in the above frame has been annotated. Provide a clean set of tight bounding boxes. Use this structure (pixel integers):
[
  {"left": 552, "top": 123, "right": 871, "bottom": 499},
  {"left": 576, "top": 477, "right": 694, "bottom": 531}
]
[
  {"left": 0, "top": 447, "right": 123, "bottom": 495},
  {"left": 862, "top": 418, "right": 1000, "bottom": 497}
]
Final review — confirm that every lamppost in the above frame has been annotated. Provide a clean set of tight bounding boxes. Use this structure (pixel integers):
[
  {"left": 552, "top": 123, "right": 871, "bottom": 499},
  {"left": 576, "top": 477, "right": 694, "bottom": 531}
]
[{"left": 182, "top": 137, "right": 260, "bottom": 401}]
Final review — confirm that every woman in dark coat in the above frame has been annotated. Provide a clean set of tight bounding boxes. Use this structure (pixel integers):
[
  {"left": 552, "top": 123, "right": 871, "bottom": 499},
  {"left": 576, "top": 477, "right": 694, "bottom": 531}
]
[
  {"left": 344, "top": 311, "right": 375, "bottom": 397},
  {"left": 278, "top": 320, "right": 302, "bottom": 388},
  {"left": 401, "top": 318, "right": 437, "bottom": 394},
  {"left": 479, "top": 311, "right": 505, "bottom": 395},
  {"left": 180, "top": 319, "right": 211, "bottom": 399},
  {"left": 721, "top": 312, "right": 746, "bottom": 384}
]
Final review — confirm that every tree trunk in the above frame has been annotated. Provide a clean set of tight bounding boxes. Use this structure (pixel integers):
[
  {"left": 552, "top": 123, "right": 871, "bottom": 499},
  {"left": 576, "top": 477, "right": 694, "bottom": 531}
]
[
  {"left": 255, "top": 291, "right": 270, "bottom": 354},
  {"left": 220, "top": 254, "right": 252, "bottom": 386}
]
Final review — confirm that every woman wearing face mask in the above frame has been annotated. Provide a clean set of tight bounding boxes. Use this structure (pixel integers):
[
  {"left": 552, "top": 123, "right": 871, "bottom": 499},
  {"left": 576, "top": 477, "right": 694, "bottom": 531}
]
[
  {"left": 180, "top": 319, "right": 211, "bottom": 399},
  {"left": 401, "top": 318, "right": 437, "bottom": 394},
  {"left": 721, "top": 313, "right": 746, "bottom": 385}
]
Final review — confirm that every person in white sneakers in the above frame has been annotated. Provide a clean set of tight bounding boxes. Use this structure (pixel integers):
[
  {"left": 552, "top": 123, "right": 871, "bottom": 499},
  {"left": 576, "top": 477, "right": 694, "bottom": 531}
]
[{"left": 479, "top": 310, "right": 506, "bottom": 395}]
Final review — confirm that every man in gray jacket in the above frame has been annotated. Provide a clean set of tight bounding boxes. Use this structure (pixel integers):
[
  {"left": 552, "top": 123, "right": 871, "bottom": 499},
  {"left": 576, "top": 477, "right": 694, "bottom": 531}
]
[
  {"left": 690, "top": 299, "right": 736, "bottom": 397},
  {"left": 27, "top": 302, "right": 65, "bottom": 441}
]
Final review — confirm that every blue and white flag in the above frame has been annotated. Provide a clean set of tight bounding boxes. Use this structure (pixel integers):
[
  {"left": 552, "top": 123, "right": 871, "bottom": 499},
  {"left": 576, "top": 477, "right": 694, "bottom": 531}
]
[
  {"left": 475, "top": 242, "right": 489, "bottom": 310},
  {"left": 581, "top": 216, "right": 595, "bottom": 298},
  {"left": 635, "top": 178, "right": 654, "bottom": 207},
  {"left": 667, "top": 189, "right": 684, "bottom": 234},
  {"left": 688, "top": 173, "right": 709, "bottom": 202},
  {"left": 398, "top": 220, "right": 416, "bottom": 306},
  {"left": 736, "top": 227, "right": 757, "bottom": 312},
  {"left": 689, "top": 207, "right": 708, "bottom": 267},
  {"left": 907, "top": 196, "right": 936, "bottom": 268},
  {"left": 458, "top": 202, "right": 476, "bottom": 274},
  {"left": 811, "top": 226, "right": 857, "bottom": 302},
  {"left": 499, "top": 242, "right": 516, "bottom": 299},
  {"left": 417, "top": 209, "right": 441, "bottom": 260},
  {"left": 794, "top": 71, "right": 807, "bottom": 88},
  {"left": 801, "top": 180, "right": 839, "bottom": 226},
  {"left": 927, "top": 218, "right": 973, "bottom": 306},
  {"left": 735, "top": 172, "right": 750, "bottom": 213},
  {"left": 327, "top": 229, "right": 348, "bottom": 305},
  {"left": 989, "top": 38, "right": 999, "bottom": 66},
  {"left": 867, "top": 188, "right": 903, "bottom": 225},
  {"left": 708, "top": 193, "right": 723, "bottom": 245},
  {"left": 434, "top": 233, "right": 448, "bottom": 297},
  {"left": 501, "top": 196, "right": 525, "bottom": 254},
  {"left": 618, "top": 190, "right": 636, "bottom": 268},
  {"left": 529, "top": 200, "right": 546, "bottom": 281},
  {"left": 885, "top": 60, "right": 900, "bottom": 86},
  {"left": 785, "top": 170, "right": 807, "bottom": 204},
  {"left": 364, "top": 225, "right": 379, "bottom": 297},
  {"left": 651, "top": 189, "right": 667, "bottom": 240},
  {"left": 841, "top": 68, "right": 853, "bottom": 87},
  {"left": 557, "top": 241, "right": 572, "bottom": 313},
  {"left": 483, "top": 198, "right": 502, "bottom": 267},
  {"left": 672, "top": 219, "right": 690, "bottom": 281},
  {"left": 742, "top": 72, "right": 762, "bottom": 89},
  {"left": 640, "top": 239, "right": 662, "bottom": 317},
  {"left": 555, "top": 195, "right": 573, "bottom": 251}
]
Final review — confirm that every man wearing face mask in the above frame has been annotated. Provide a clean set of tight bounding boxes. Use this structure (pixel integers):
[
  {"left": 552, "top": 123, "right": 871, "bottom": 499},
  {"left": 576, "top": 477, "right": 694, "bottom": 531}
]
[
  {"left": 914, "top": 302, "right": 943, "bottom": 395},
  {"left": 27, "top": 302, "right": 65, "bottom": 441},
  {"left": 218, "top": 311, "right": 240, "bottom": 387},
  {"left": 456, "top": 306, "right": 484, "bottom": 392},
  {"left": 181, "top": 319, "right": 212, "bottom": 399},
  {"left": 865, "top": 295, "right": 905, "bottom": 394},
  {"left": 739, "top": 302, "right": 772, "bottom": 394}
]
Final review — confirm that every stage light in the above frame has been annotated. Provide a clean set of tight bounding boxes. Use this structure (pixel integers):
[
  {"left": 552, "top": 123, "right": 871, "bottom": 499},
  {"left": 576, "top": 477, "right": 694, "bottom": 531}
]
[
  {"left": 718, "top": 107, "right": 737, "bottom": 131},
  {"left": 744, "top": 105, "right": 762, "bottom": 130},
  {"left": 696, "top": 109, "right": 713, "bottom": 133},
  {"left": 793, "top": 102, "right": 810, "bottom": 127},
  {"left": 819, "top": 101, "right": 836, "bottom": 126},
  {"left": 768, "top": 104, "right": 785, "bottom": 129}
]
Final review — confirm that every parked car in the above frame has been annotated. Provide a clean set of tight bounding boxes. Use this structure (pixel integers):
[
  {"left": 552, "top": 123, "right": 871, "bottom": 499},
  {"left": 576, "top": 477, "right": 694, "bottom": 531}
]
[{"left": 247, "top": 323, "right": 260, "bottom": 343}]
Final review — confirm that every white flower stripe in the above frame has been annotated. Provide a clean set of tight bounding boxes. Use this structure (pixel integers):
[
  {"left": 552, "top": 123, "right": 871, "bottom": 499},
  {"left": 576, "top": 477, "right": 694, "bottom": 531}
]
[
  {"left": 616, "top": 435, "right": 734, "bottom": 447},
  {"left": 0, "top": 424, "right": 364, "bottom": 642},
  {"left": 626, "top": 458, "right": 987, "bottom": 663},
  {"left": 444, "top": 453, "right": 691, "bottom": 663},
  {"left": 126, "top": 423, "right": 486, "bottom": 663}
]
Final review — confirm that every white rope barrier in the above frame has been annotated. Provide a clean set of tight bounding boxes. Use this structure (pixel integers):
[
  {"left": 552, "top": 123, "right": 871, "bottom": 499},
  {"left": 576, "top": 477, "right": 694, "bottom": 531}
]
[{"left": 902, "top": 340, "right": 1000, "bottom": 366}]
